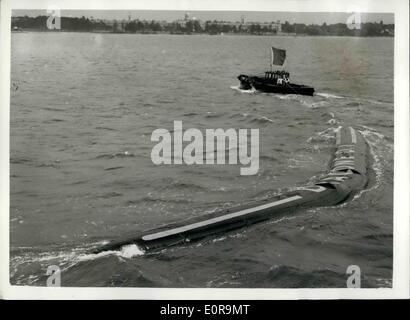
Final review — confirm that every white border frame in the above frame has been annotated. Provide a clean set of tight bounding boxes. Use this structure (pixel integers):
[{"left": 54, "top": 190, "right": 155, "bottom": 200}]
[{"left": 0, "top": 0, "right": 408, "bottom": 300}]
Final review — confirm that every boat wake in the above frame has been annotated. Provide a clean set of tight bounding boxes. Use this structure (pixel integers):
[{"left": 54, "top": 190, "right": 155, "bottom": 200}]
[
  {"left": 230, "top": 85, "right": 256, "bottom": 94},
  {"left": 231, "top": 84, "right": 348, "bottom": 110},
  {"left": 78, "top": 243, "right": 145, "bottom": 261},
  {"left": 307, "top": 126, "right": 341, "bottom": 144},
  {"left": 315, "top": 92, "right": 344, "bottom": 99},
  {"left": 231, "top": 86, "right": 343, "bottom": 109},
  {"left": 355, "top": 126, "right": 386, "bottom": 191},
  {"left": 10, "top": 242, "right": 145, "bottom": 285}
]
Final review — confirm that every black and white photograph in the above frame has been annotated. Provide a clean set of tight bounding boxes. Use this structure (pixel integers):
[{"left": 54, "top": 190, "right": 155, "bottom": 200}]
[{"left": 1, "top": 0, "right": 409, "bottom": 299}]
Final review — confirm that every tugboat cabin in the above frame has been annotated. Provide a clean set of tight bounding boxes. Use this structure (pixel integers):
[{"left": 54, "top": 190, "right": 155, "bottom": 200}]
[{"left": 264, "top": 70, "right": 290, "bottom": 85}]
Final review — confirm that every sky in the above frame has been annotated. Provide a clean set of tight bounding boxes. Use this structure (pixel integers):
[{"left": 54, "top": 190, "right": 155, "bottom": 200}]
[{"left": 12, "top": 10, "right": 394, "bottom": 24}]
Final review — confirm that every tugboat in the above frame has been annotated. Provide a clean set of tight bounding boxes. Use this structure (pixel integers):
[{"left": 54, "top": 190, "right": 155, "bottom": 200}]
[{"left": 238, "top": 47, "right": 315, "bottom": 96}]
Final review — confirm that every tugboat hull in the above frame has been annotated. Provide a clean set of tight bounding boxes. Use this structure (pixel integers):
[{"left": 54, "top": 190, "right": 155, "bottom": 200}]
[{"left": 238, "top": 74, "right": 315, "bottom": 96}]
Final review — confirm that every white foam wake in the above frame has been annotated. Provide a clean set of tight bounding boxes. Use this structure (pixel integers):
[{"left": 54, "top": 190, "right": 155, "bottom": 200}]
[
  {"left": 11, "top": 242, "right": 145, "bottom": 283},
  {"left": 230, "top": 85, "right": 256, "bottom": 94},
  {"left": 315, "top": 92, "right": 344, "bottom": 99},
  {"left": 78, "top": 244, "right": 145, "bottom": 261}
]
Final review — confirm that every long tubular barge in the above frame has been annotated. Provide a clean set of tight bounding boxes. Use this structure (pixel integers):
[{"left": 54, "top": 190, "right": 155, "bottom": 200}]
[{"left": 94, "top": 126, "right": 368, "bottom": 253}]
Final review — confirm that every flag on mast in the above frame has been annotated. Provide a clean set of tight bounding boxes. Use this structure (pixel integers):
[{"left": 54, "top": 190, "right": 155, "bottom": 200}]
[{"left": 271, "top": 47, "right": 286, "bottom": 66}]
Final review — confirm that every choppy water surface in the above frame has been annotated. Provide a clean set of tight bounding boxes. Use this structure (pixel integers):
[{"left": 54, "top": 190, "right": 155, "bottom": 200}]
[{"left": 10, "top": 33, "right": 393, "bottom": 287}]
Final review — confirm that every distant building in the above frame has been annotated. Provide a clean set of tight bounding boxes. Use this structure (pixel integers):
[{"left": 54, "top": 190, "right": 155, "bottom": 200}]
[
  {"left": 238, "top": 20, "right": 281, "bottom": 33},
  {"left": 174, "top": 12, "right": 204, "bottom": 31},
  {"left": 157, "top": 20, "right": 168, "bottom": 28}
]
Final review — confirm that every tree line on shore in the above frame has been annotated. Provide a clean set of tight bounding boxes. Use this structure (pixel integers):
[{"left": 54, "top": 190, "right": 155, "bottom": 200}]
[{"left": 11, "top": 15, "right": 394, "bottom": 37}]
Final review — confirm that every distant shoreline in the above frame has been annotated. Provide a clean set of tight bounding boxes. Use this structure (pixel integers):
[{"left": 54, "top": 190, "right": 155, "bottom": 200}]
[
  {"left": 11, "top": 29, "right": 394, "bottom": 38},
  {"left": 11, "top": 15, "right": 394, "bottom": 37}
]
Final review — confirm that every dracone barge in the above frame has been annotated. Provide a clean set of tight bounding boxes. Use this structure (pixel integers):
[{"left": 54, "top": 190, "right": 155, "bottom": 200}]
[{"left": 94, "top": 126, "right": 367, "bottom": 253}]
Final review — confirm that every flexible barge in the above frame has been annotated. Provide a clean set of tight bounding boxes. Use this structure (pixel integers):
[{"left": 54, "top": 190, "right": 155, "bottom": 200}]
[{"left": 94, "top": 126, "right": 367, "bottom": 253}]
